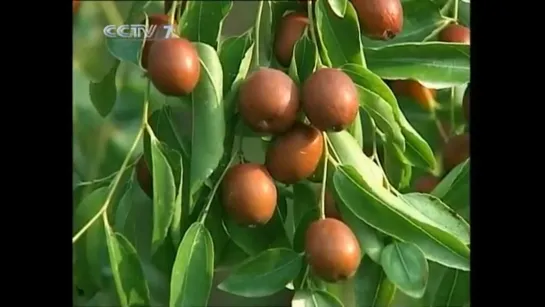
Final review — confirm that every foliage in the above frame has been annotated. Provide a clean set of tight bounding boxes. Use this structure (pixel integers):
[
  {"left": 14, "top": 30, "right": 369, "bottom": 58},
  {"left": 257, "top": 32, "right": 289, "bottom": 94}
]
[{"left": 73, "top": 1, "right": 470, "bottom": 306}]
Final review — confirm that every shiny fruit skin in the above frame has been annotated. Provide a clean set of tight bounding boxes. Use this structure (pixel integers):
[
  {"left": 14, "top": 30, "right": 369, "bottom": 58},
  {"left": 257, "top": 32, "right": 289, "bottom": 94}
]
[
  {"left": 221, "top": 163, "right": 278, "bottom": 225},
  {"left": 136, "top": 157, "right": 153, "bottom": 198},
  {"left": 302, "top": 68, "right": 359, "bottom": 131},
  {"left": 414, "top": 175, "right": 440, "bottom": 193},
  {"left": 265, "top": 123, "right": 324, "bottom": 184},
  {"left": 140, "top": 14, "right": 177, "bottom": 70},
  {"left": 238, "top": 68, "right": 300, "bottom": 134},
  {"left": 390, "top": 79, "right": 437, "bottom": 111},
  {"left": 305, "top": 218, "right": 361, "bottom": 282},
  {"left": 147, "top": 37, "right": 201, "bottom": 96},
  {"left": 438, "top": 24, "right": 470, "bottom": 44},
  {"left": 274, "top": 12, "right": 309, "bottom": 67},
  {"left": 352, "top": 0, "right": 404, "bottom": 40},
  {"left": 442, "top": 133, "right": 470, "bottom": 172},
  {"left": 463, "top": 85, "right": 469, "bottom": 123}
]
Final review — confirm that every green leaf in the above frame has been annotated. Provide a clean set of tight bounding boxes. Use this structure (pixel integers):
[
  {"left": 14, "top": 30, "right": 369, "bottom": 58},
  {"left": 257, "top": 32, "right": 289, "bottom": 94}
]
[
  {"left": 380, "top": 242, "right": 428, "bottom": 299},
  {"left": 354, "top": 256, "right": 396, "bottom": 307},
  {"left": 170, "top": 150, "right": 184, "bottom": 248},
  {"left": 365, "top": 42, "right": 470, "bottom": 88},
  {"left": 332, "top": 165, "right": 469, "bottom": 270},
  {"left": 189, "top": 43, "right": 225, "bottom": 211},
  {"left": 104, "top": 226, "right": 151, "bottom": 307},
  {"left": 428, "top": 267, "right": 469, "bottom": 307},
  {"left": 335, "top": 197, "right": 384, "bottom": 263},
  {"left": 327, "top": 0, "right": 348, "bottom": 18},
  {"left": 432, "top": 159, "right": 470, "bottom": 215},
  {"left": 360, "top": 0, "right": 448, "bottom": 47},
  {"left": 74, "top": 187, "right": 110, "bottom": 291},
  {"left": 218, "top": 31, "right": 254, "bottom": 97},
  {"left": 383, "top": 142, "right": 412, "bottom": 190},
  {"left": 340, "top": 63, "right": 436, "bottom": 170},
  {"left": 402, "top": 193, "right": 470, "bottom": 245},
  {"left": 169, "top": 222, "right": 214, "bottom": 307},
  {"left": 150, "top": 138, "right": 177, "bottom": 254},
  {"left": 315, "top": 0, "right": 366, "bottom": 67},
  {"left": 293, "top": 208, "right": 320, "bottom": 253},
  {"left": 114, "top": 180, "right": 153, "bottom": 259},
  {"left": 289, "top": 31, "right": 318, "bottom": 84},
  {"left": 178, "top": 1, "right": 233, "bottom": 49},
  {"left": 292, "top": 182, "right": 319, "bottom": 233},
  {"left": 340, "top": 65, "right": 405, "bottom": 149},
  {"left": 327, "top": 130, "right": 385, "bottom": 189},
  {"left": 105, "top": 36, "right": 144, "bottom": 68},
  {"left": 144, "top": 107, "right": 190, "bottom": 165},
  {"left": 217, "top": 248, "right": 303, "bottom": 298},
  {"left": 292, "top": 289, "right": 344, "bottom": 307},
  {"left": 203, "top": 196, "right": 230, "bottom": 265},
  {"left": 89, "top": 61, "right": 119, "bottom": 117}
]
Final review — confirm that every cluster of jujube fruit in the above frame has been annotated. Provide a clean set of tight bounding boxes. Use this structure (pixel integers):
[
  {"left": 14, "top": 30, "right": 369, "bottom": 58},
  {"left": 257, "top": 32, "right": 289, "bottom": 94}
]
[{"left": 128, "top": 0, "right": 470, "bottom": 284}]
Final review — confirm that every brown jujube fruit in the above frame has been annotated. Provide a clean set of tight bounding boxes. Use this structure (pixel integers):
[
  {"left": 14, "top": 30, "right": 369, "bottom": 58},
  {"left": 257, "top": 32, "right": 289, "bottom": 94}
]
[
  {"left": 238, "top": 68, "right": 300, "bottom": 134},
  {"left": 302, "top": 68, "right": 359, "bottom": 131},
  {"left": 221, "top": 163, "right": 278, "bottom": 225},
  {"left": 274, "top": 12, "right": 309, "bottom": 67},
  {"left": 73, "top": 1, "right": 80, "bottom": 14},
  {"left": 352, "top": 0, "right": 404, "bottom": 40},
  {"left": 140, "top": 14, "right": 177, "bottom": 69},
  {"left": 136, "top": 156, "right": 153, "bottom": 198},
  {"left": 463, "top": 85, "right": 469, "bottom": 122},
  {"left": 265, "top": 123, "right": 324, "bottom": 184},
  {"left": 442, "top": 133, "right": 470, "bottom": 172},
  {"left": 414, "top": 175, "right": 440, "bottom": 193},
  {"left": 390, "top": 79, "right": 437, "bottom": 111},
  {"left": 147, "top": 37, "right": 200, "bottom": 96},
  {"left": 438, "top": 24, "right": 470, "bottom": 44},
  {"left": 305, "top": 218, "right": 361, "bottom": 282}
]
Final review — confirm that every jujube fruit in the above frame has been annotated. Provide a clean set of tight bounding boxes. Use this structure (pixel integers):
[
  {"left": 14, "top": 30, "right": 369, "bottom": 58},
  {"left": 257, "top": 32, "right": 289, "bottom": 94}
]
[
  {"left": 147, "top": 37, "right": 200, "bottom": 96},
  {"left": 265, "top": 122, "right": 324, "bottom": 184},
  {"left": 274, "top": 12, "right": 309, "bottom": 67},
  {"left": 463, "top": 85, "right": 469, "bottom": 122},
  {"left": 305, "top": 218, "right": 361, "bottom": 282},
  {"left": 238, "top": 68, "right": 300, "bottom": 134},
  {"left": 221, "top": 163, "right": 278, "bottom": 225},
  {"left": 352, "top": 0, "right": 404, "bottom": 40},
  {"left": 414, "top": 175, "right": 440, "bottom": 193},
  {"left": 390, "top": 79, "right": 437, "bottom": 111},
  {"left": 73, "top": 1, "right": 80, "bottom": 14},
  {"left": 136, "top": 156, "right": 153, "bottom": 198},
  {"left": 438, "top": 24, "right": 470, "bottom": 44},
  {"left": 442, "top": 133, "right": 470, "bottom": 172},
  {"left": 140, "top": 14, "right": 177, "bottom": 69},
  {"left": 302, "top": 68, "right": 359, "bottom": 131}
]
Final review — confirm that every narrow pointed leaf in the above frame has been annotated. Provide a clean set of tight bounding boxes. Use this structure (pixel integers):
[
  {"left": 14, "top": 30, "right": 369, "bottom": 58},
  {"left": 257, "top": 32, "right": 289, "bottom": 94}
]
[
  {"left": 432, "top": 159, "right": 470, "bottom": 214},
  {"left": 355, "top": 256, "right": 395, "bottom": 307},
  {"left": 218, "top": 31, "right": 253, "bottom": 96},
  {"left": 327, "top": 0, "right": 348, "bottom": 18},
  {"left": 380, "top": 242, "right": 428, "bottom": 299},
  {"left": 189, "top": 43, "right": 225, "bottom": 211},
  {"left": 104, "top": 226, "right": 151, "bottom": 307},
  {"left": 218, "top": 248, "right": 303, "bottom": 298},
  {"left": 289, "top": 31, "right": 318, "bottom": 84},
  {"left": 89, "top": 61, "right": 119, "bottom": 117},
  {"left": 402, "top": 193, "right": 470, "bottom": 245},
  {"left": 332, "top": 165, "right": 469, "bottom": 270},
  {"left": 150, "top": 139, "right": 176, "bottom": 254},
  {"left": 315, "top": 0, "right": 365, "bottom": 67},
  {"left": 179, "top": 1, "right": 233, "bottom": 49},
  {"left": 169, "top": 222, "right": 214, "bottom": 307}
]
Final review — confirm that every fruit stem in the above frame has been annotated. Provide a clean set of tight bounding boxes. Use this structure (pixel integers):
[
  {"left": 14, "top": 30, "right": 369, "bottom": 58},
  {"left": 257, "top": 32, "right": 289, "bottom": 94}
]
[
  {"left": 98, "top": 1, "right": 124, "bottom": 26},
  {"left": 449, "top": 88, "right": 456, "bottom": 136},
  {"left": 168, "top": 1, "right": 179, "bottom": 26},
  {"left": 300, "top": 265, "right": 311, "bottom": 289},
  {"left": 453, "top": 0, "right": 459, "bottom": 21},
  {"left": 252, "top": 1, "right": 265, "bottom": 69},
  {"left": 434, "top": 118, "right": 449, "bottom": 144},
  {"left": 74, "top": 159, "right": 139, "bottom": 188},
  {"left": 319, "top": 132, "right": 329, "bottom": 219},
  {"left": 72, "top": 83, "right": 151, "bottom": 244},
  {"left": 197, "top": 151, "right": 240, "bottom": 224}
]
